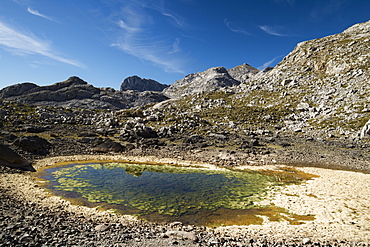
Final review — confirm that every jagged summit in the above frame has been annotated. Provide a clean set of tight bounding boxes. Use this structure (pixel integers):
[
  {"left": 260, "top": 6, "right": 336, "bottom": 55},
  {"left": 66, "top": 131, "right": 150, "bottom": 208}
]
[
  {"left": 163, "top": 64, "right": 259, "bottom": 98},
  {"left": 227, "top": 63, "right": 260, "bottom": 83},
  {"left": 163, "top": 66, "right": 240, "bottom": 98},
  {"left": 120, "top": 76, "right": 168, "bottom": 92}
]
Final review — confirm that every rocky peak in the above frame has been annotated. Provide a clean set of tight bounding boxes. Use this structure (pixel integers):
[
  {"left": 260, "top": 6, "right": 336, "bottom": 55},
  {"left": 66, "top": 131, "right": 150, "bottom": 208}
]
[
  {"left": 163, "top": 66, "right": 242, "bottom": 98},
  {"left": 120, "top": 76, "right": 168, "bottom": 92},
  {"left": 227, "top": 63, "right": 260, "bottom": 83}
]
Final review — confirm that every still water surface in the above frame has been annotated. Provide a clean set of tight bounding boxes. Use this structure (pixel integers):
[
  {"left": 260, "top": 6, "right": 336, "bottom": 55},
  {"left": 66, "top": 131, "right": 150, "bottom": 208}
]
[{"left": 36, "top": 162, "right": 314, "bottom": 226}]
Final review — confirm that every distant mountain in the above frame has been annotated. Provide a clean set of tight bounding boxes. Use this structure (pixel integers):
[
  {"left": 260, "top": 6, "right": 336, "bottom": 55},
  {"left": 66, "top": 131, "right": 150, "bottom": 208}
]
[
  {"left": 0, "top": 76, "right": 168, "bottom": 110},
  {"left": 120, "top": 76, "right": 168, "bottom": 92},
  {"left": 227, "top": 63, "right": 260, "bottom": 83},
  {"left": 163, "top": 65, "right": 259, "bottom": 98}
]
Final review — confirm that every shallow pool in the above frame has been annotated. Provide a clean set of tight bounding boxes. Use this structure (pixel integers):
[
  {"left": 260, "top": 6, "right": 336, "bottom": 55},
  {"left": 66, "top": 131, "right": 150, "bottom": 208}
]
[{"left": 35, "top": 162, "right": 315, "bottom": 226}]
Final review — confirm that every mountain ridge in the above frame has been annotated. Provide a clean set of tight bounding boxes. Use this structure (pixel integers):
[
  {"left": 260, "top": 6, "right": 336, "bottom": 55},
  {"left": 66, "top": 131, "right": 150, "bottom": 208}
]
[{"left": 0, "top": 76, "right": 168, "bottom": 110}]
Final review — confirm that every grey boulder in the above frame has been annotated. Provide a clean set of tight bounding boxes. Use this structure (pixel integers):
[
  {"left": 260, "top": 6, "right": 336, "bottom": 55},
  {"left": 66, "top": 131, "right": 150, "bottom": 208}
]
[{"left": 0, "top": 143, "right": 35, "bottom": 171}]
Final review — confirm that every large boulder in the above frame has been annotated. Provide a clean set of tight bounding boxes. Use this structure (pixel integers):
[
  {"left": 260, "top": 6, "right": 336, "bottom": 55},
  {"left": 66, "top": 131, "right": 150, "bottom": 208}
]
[
  {"left": 360, "top": 119, "right": 370, "bottom": 139},
  {"left": 120, "top": 76, "right": 168, "bottom": 92},
  {"left": 13, "top": 136, "right": 52, "bottom": 155},
  {"left": 92, "top": 140, "right": 123, "bottom": 153},
  {"left": 0, "top": 143, "right": 35, "bottom": 171}
]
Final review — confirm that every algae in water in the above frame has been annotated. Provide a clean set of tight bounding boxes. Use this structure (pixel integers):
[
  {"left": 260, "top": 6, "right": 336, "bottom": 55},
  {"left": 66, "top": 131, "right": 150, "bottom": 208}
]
[{"left": 50, "top": 163, "right": 275, "bottom": 216}]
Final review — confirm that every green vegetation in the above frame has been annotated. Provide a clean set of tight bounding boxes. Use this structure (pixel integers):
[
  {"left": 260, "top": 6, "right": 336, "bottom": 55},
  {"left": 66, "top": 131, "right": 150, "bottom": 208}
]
[
  {"left": 50, "top": 163, "right": 275, "bottom": 215},
  {"left": 36, "top": 162, "right": 317, "bottom": 227}
]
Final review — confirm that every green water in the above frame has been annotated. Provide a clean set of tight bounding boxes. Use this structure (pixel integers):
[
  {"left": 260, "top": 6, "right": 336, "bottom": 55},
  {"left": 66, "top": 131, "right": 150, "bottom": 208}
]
[{"left": 39, "top": 162, "right": 304, "bottom": 226}]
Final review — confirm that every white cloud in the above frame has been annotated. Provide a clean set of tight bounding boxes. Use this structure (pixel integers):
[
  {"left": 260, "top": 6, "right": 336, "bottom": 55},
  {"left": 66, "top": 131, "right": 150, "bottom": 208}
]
[
  {"left": 162, "top": 12, "right": 190, "bottom": 30},
  {"left": 259, "top": 25, "right": 286, "bottom": 36},
  {"left": 0, "top": 21, "right": 85, "bottom": 68},
  {"left": 257, "top": 55, "right": 283, "bottom": 70},
  {"left": 224, "top": 19, "right": 251, "bottom": 35},
  {"left": 111, "top": 4, "right": 186, "bottom": 73},
  {"left": 27, "top": 7, "right": 55, "bottom": 21},
  {"left": 169, "top": 38, "right": 181, "bottom": 54},
  {"left": 112, "top": 34, "right": 185, "bottom": 73},
  {"left": 117, "top": 19, "right": 141, "bottom": 33}
]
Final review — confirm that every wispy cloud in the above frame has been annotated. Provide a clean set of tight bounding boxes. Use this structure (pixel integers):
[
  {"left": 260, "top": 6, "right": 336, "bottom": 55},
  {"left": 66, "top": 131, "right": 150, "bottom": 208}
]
[
  {"left": 27, "top": 7, "right": 55, "bottom": 21},
  {"left": 117, "top": 19, "right": 141, "bottom": 33},
  {"left": 0, "top": 21, "right": 85, "bottom": 68},
  {"left": 224, "top": 19, "right": 251, "bottom": 35},
  {"left": 132, "top": 0, "right": 191, "bottom": 30},
  {"left": 162, "top": 12, "right": 190, "bottom": 30},
  {"left": 259, "top": 25, "right": 286, "bottom": 36},
  {"left": 257, "top": 55, "right": 284, "bottom": 70},
  {"left": 169, "top": 38, "right": 181, "bottom": 54},
  {"left": 310, "top": 0, "right": 347, "bottom": 21},
  {"left": 111, "top": 3, "right": 186, "bottom": 73}
]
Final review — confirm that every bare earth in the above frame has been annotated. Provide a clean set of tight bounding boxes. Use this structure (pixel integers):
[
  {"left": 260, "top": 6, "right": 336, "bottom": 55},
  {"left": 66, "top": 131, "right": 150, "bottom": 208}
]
[{"left": 1, "top": 154, "right": 370, "bottom": 245}]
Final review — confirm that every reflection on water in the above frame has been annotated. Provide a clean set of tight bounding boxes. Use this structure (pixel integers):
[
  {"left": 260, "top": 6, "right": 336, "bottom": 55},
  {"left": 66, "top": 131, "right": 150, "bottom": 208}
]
[{"left": 35, "top": 162, "right": 315, "bottom": 226}]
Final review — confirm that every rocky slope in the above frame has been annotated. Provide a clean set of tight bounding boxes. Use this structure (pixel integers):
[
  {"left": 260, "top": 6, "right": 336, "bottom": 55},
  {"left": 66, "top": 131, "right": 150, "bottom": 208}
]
[
  {"left": 0, "top": 76, "right": 168, "bottom": 110},
  {"left": 159, "top": 20, "right": 370, "bottom": 142},
  {"left": 242, "top": 20, "right": 370, "bottom": 138},
  {"left": 163, "top": 65, "right": 259, "bottom": 98},
  {"left": 120, "top": 75, "right": 168, "bottom": 92}
]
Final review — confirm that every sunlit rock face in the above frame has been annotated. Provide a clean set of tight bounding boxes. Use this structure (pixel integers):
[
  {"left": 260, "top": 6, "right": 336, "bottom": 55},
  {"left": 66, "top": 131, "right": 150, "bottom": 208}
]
[{"left": 163, "top": 66, "right": 243, "bottom": 98}]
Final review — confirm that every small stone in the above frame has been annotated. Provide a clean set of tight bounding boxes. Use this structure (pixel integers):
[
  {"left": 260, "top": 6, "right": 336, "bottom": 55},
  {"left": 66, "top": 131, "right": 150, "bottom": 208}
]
[
  {"left": 94, "top": 224, "right": 110, "bottom": 232},
  {"left": 302, "top": 238, "right": 311, "bottom": 244},
  {"left": 165, "top": 231, "right": 198, "bottom": 242}
]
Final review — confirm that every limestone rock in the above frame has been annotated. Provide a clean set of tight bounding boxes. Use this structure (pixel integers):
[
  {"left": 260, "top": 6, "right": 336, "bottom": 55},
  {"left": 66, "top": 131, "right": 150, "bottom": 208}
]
[
  {"left": 165, "top": 231, "right": 198, "bottom": 241},
  {"left": 120, "top": 75, "right": 168, "bottom": 92},
  {"left": 163, "top": 66, "right": 241, "bottom": 98},
  {"left": 227, "top": 63, "right": 259, "bottom": 83},
  {"left": 360, "top": 119, "right": 370, "bottom": 139}
]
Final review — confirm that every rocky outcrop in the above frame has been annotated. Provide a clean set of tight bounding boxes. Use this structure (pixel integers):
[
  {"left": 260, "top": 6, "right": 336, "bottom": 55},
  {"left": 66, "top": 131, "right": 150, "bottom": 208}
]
[
  {"left": 0, "top": 143, "right": 35, "bottom": 171},
  {"left": 360, "top": 119, "right": 370, "bottom": 139},
  {"left": 13, "top": 136, "right": 52, "bottom": 155},
  {"left": 163, "top": 66, "right": 243, "bottom": 98},
  {"left": 120, "top": 76, "right": 168, "bottom": 92},
  {"left": 92, "top": 140, "right": 123, "bottom": 153},
  {"left": 0, "top": 76, "right": 168, "bottom": 110}
]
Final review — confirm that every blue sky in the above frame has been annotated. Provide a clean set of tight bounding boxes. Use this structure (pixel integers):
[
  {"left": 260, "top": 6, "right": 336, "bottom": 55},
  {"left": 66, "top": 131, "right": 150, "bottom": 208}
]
[{"left": 0, "top": 0, "right": 369, "bottom": 89}]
